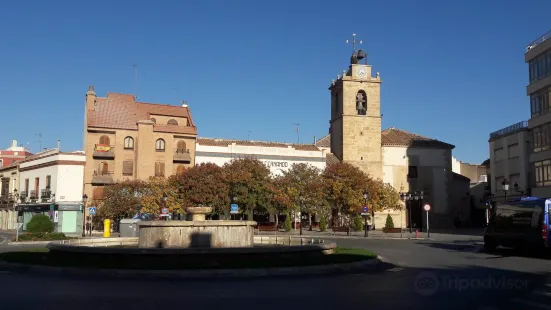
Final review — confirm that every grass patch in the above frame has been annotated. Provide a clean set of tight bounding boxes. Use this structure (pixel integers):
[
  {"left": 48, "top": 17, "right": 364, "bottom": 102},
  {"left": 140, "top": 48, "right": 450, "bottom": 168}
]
[{"left": 0, "top": 247, "right": 377, "bottom": 270}]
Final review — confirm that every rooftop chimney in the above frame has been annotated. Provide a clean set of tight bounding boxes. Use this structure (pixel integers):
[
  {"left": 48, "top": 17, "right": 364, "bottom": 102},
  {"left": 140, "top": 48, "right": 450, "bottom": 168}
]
[
  {"left": 182, "top": 100, "right": 188, "bottom": 108},
  {"left": 10, "top": 140, "right": 17, "bottom": 148},
  {"left": 57, "top": 140, "right": 61, "bottom": 150}
]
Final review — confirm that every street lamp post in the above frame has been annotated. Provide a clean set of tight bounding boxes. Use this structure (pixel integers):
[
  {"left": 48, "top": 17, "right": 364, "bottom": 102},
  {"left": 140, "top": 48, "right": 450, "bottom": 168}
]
[
  {"left": 82, "top": 194, "right": 88, "bottom": 237},
  {"left": 502, "top": 179, "right": 510, "bottom": 202},
  {"left": 13, "top": 189, "right": 19, "bottom": 241},
  {"left": 363, "top": 190, "right": 369, "bottom": 237},
  {"left": 162, "top": 193, "right": 168, "bottom": 220},
  {"left": 299, "top": 195, "right": 304, "bottom": 236},
  {"left": 407, "top": 193, "right": 413, "bottom": 233},
  {"left": 413, "top": 192, "right": 419, "bottom": 231}
]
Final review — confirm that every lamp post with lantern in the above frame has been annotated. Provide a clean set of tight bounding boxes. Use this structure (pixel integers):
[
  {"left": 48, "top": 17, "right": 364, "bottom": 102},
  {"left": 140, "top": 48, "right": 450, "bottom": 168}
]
[
  {"left": 299, "top": 195, "right": 304, "bottom": 236},
  {"left": 502, "top": 179, "right": 510, "bottom": 202},
  {"left": 82, "top": 194, "right": 88, "bottom": 237},
  {"left": 363, "top": 190, "right": 369, "bottom": 237},
  {"left": 13, "top": 189, "right": 19, "bottom": 240}
]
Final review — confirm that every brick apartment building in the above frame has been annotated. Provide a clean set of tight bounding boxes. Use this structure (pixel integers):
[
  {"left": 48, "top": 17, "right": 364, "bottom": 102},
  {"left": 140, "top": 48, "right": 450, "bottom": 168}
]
[{"left": 83, "top": 86, "right": 197, "bottom": 211}]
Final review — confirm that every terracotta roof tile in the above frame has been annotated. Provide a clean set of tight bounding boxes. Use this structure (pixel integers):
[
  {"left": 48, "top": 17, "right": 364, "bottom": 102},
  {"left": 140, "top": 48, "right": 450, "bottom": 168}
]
[
  {"left": 315, "top": 135, "right": 331, "bottom": 148},
  {"left": 326, "top": 153, "right": 340, "bottom": 165},
  {"left": 87, "top": 92, "right": 197, "bottom": 135},
  {"left": 197, "top": 138, "right": 320, "bottom": 151},
  {"left": 381, "top": 127, "right": 454, "bottom": 149}
]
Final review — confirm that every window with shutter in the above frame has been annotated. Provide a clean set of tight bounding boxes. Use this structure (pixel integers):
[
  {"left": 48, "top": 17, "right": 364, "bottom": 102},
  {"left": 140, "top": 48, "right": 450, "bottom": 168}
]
[
  {"left": 155, "top": 162, "right": 165, "bottom": 177},
  {"left": 123, "top": 161, "right": 133, "bottom": 176},
  {"left": 99, "top": 135, "right": 110, "bottom": 145}
]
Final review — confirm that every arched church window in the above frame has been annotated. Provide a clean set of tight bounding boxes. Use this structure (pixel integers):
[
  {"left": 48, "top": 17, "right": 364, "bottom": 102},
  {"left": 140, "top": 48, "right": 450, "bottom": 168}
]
[{"left": 356, "top": 91, "right": 367, "bottom": 116}]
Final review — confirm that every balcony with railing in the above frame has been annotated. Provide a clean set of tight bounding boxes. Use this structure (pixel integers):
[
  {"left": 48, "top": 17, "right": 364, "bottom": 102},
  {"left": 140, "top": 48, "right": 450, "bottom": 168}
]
[
  {"left": 40, "top": 189, "right": 52, "bottom": 202},
  {"left": 173, "top": 149, "right": 192, "bottom": 162},
  {"left": 91, "top": 170, "right": 115, "bottom": 185},
  {"left": 489, "top": 121, "right": 529, "bottom": 141},
  {"left": 29, "top": 190, "right": 37, "bottom": 202},
  {"left": 526, "top": 29, "right": 551, "bottom": 53},
  {"left": 19, "top": 191, "right": 27, "bottom": 201},
  {"left": 93, "top": 144, "right": 115, "bottom": 159}
]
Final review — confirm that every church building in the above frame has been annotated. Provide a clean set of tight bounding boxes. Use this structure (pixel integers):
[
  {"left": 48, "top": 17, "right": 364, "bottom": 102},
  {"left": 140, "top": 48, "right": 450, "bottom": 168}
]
[{"left": 318, "top": 42, "right": 470, "bottom": 230}]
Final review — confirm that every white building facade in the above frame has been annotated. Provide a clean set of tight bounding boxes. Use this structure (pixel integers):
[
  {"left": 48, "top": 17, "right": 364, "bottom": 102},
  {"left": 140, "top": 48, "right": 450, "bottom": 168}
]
[
  {"left": 15, "top": 150, "right": 86, "bottom": 235},
  {"left": 195, "top": 138, "right": 327, "bottom": 175}
]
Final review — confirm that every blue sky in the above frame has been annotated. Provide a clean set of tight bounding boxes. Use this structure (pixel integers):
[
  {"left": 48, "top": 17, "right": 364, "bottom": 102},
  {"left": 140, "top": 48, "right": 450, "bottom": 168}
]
[{"left": 0, "top": 0, "right": 549, "bottom": 164}]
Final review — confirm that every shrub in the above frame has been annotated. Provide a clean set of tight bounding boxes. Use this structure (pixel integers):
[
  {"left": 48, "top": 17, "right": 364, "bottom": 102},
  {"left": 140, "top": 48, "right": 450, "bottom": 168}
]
[
  {"left": 26, "top": 215, "right": 54, "bottom": 233},
  {"left": 319, "top": 217, "right": 327, "bottom": 232},
  {"left": 385, "top": 214, "right": 395, "bottom": 229},
  {"left": 284, "top": 215, "right": 292, "bottom": 232},
  {"left": 15, "top": 232, "right": 68, "bottom": 242},
  {"left": 352, "top": 216, "right": 363, "bottom": 232}
]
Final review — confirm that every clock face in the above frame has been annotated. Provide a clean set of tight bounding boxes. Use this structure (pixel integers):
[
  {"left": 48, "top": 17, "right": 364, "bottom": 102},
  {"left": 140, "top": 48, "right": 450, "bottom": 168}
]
[{"left": 358, "top": 68, "right": 366, "bottom": 78}]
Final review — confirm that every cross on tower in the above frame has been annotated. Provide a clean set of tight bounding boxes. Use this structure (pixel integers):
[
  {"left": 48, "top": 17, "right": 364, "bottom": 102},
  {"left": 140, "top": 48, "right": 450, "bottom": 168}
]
[{"left": 346, "top": 33, "right": 363, "bottom": 52}]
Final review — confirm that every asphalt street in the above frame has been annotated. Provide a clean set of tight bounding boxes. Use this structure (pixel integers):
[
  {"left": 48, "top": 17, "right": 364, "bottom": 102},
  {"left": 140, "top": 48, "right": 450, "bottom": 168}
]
[{"left": 0, "top": 233, "right": 551, "bottom": 310}]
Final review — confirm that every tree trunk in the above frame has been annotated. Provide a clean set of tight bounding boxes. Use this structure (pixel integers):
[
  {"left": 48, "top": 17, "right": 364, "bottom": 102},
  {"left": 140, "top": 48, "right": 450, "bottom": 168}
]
[{"left": 308, "top": 212, "right": 312, "bottom": 231}]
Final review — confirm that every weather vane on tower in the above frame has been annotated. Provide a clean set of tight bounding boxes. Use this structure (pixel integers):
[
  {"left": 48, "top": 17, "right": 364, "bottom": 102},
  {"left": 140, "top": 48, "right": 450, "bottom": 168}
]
[{"left": 346, "top": 33, "right": 367, "bottom": 65}]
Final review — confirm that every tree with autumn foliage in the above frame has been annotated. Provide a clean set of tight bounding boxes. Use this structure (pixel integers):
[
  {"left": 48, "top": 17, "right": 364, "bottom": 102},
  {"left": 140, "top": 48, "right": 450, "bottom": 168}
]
[
  {"left": 265, "top": 175, "right": 292, "bottom": 227},
  {"left": 279, "top": 163, "right": 329, "bottom": 230},
  {"left": 139, "top": 177, "right": 182, "bottom": 215},
  {"left": 223, "top": 157, "right": 271, "bottom": 219},
  {"left": 169, "top": 163, "right": 230, "bottom": 216},
  {"left": 367, "top": 179, "right": 401, "bottom": 212},
  {"left": 322, "top": 162, "right": 374, "bottom": 225},
  {"left": 95, "top": 179, "right": 149, "bottom": 222}
]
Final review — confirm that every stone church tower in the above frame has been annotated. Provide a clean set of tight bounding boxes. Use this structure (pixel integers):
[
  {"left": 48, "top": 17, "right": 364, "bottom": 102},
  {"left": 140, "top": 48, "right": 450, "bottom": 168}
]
[{"left": 328, "top": 41, "right": 383, "bottom": 180}]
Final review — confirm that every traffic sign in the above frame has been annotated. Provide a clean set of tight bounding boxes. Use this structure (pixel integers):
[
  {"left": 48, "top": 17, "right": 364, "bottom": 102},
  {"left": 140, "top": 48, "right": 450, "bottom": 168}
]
[
  {"left": 161, "top": 207, "right": 169, "bottom": 214},
  {"left": 361, "top": 205, "right": 369, "bottom": 216},
  {"left": 89, "top": 207, "right": 97, "bottom": 215},
  {"left": 423, "top": 204, "right": 431, "bottom": 212},
  {"left": 230, "top": 203, "right": 239, "bottom": 214}
]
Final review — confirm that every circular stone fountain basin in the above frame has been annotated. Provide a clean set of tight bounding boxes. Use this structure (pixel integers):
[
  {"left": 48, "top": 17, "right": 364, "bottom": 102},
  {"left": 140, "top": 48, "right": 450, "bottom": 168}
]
[{"left": 138, "top": 220, "right": 257, "bottom": 248}]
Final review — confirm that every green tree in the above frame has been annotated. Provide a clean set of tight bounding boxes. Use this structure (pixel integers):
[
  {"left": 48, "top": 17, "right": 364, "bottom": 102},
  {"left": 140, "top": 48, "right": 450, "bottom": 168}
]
[
  {"left": 26, "top": 215, "right": 54, "bottom": 233},
  {"left": 352, "top": 215, "right": 363, "bottom": 231},
  {"left": 385, "top": 213, "right": 395, "bottom": 228},
  {"left": 223, "top": 157, "right": 271, "bottom": 219},
  {"left": 284, "top": 214, "right": 292, "bottom": 232},
  {"left": 170, "top": 163, "right": 230, "bottom": 217},
  {"left": 319, "top": 216, "right": 327, "bottom": 232}
]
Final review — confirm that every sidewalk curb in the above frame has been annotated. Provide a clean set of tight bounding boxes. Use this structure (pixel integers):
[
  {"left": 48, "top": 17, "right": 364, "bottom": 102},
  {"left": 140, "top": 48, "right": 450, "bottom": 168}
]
[
  {"left": 0, "top": 256, "right": 383, "bottom": 280},
  {"left": 262, "top": 234, "right": 429, "bottom": 241}
]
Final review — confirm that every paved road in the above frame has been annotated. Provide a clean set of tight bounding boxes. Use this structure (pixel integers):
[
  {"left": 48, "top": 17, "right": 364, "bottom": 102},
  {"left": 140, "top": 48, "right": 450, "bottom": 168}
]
[{"left": 0, "top": 237, "right": 551, "bottom": 309}]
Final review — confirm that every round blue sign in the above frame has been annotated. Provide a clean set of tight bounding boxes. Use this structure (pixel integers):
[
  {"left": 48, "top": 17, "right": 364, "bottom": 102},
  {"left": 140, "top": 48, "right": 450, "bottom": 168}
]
[{"left": 162, "top": 207, "right": 169, "bottom": 214}]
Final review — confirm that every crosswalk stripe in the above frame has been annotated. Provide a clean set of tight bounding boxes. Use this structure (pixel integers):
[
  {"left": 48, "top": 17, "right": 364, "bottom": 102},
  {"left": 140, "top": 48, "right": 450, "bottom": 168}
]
[{"left": 512, "top": 298, "right": 551, "bottom": 310}]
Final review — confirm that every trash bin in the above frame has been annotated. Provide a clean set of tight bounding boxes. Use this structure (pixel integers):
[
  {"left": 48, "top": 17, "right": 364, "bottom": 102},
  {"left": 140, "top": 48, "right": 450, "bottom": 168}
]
[{"left": 119, "top": 219, "right": 141, "bottom": 237}]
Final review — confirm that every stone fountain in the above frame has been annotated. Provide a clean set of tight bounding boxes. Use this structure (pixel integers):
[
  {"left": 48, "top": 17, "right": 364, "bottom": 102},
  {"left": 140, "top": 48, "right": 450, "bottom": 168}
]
[{"left": 137, "top": 207, "right": 257, "bottom": 248}]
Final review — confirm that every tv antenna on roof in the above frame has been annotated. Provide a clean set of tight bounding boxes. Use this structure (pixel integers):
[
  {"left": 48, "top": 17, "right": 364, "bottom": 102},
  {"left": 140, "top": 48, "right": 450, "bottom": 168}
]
[
  {"left": 293, "top": 124, "right": 300, "bottom": 144},
  {"left": 36, "top": 133, "right": 42, "bottom": 152},
  {"left": 132, "top": 63, "right": 139, "bottom": 100},
  {"left": 247, "top": 131, "right": 252, "bottom": 141}
]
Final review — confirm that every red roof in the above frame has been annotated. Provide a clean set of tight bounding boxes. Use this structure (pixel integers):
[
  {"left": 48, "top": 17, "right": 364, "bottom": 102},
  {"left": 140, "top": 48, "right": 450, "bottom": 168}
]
[{"left": 87, "top": 92, "right": 197, "bottom": 135}]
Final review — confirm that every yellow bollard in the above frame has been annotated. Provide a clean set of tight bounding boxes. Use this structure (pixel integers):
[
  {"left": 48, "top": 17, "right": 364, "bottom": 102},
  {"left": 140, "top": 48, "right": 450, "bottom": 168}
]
[{"left": 103, "top": 219, "right": 111, "bottom": 238}]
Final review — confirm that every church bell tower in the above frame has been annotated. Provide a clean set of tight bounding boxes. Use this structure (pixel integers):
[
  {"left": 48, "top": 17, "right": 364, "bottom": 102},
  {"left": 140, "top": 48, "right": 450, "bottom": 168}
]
[{"left": 329, "top": 34, "right": 383, "bottom": 180}]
